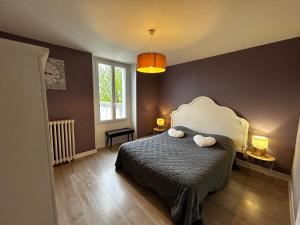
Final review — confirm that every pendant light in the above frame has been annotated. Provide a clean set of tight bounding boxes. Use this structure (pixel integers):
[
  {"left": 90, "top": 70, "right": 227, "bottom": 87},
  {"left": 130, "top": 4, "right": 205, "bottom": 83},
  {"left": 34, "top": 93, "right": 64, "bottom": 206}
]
[{"left": 137, "top": 29, "right": 166, "bottom": 73}]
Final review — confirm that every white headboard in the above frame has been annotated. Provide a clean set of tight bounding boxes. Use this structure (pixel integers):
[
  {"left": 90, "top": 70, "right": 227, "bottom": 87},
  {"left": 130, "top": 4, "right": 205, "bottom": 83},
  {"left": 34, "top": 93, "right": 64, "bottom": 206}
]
[{"left": 170, "top": 96, "right": 249, "bottom": 152}]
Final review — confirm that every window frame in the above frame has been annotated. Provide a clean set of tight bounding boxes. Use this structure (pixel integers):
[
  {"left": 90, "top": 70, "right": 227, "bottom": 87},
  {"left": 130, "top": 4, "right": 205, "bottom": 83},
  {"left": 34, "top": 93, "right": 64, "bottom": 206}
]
[{"left": 93, "top": 57, "right": 129, "bottom": 124}]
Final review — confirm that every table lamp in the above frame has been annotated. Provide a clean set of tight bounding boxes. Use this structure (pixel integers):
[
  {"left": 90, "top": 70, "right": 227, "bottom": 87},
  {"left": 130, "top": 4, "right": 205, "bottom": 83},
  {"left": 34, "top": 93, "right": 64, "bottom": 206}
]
[
  {"left": 252, "top": 135, "right": 268, "bottom": 156},
  {"left": 157, "top": 118, "right": 165, "bottom": 127}
]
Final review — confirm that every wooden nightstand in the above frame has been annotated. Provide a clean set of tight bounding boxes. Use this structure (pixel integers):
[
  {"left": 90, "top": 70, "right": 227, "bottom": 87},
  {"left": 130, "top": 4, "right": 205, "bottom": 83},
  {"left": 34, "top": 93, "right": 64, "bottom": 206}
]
[
  {"left": 245, "top": 150, "right": 276, "bottom": 169},
  {"left": 153, "top": 127, "right": 166, "bottom": 135}
]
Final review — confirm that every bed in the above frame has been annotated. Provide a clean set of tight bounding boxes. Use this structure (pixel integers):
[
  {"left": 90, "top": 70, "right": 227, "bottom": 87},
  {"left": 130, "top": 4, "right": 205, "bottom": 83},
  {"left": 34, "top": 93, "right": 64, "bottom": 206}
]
[{"left": 115, "top": 96, "right": 249, "bottom": 225}]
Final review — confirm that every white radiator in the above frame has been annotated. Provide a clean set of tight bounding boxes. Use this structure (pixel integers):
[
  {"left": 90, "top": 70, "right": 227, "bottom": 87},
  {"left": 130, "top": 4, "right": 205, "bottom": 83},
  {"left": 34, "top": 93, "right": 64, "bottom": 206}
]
[{"left": 48, "top": 119, "right": 75, "bottom": 165}]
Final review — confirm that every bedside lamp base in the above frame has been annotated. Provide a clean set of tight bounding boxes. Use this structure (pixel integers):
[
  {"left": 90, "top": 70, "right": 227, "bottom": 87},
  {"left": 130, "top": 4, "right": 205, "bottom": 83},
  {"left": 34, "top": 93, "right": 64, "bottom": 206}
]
[{"left": 252, "top": 148, "right": 266, "bottom": 156}]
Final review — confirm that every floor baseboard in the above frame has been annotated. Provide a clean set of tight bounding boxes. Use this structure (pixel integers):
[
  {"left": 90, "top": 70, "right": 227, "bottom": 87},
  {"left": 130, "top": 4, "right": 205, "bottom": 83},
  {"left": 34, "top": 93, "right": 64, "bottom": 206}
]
[
  {"left": 74, "top": 149, "right": 97, "bottom": 159},
  {"left": 236, "top": 159, "right": 290, "bottom": 181}
]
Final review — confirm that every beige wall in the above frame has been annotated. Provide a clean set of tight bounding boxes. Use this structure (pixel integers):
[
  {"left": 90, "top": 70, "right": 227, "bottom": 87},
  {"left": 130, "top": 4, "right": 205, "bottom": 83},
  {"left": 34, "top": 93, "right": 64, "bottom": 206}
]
[{"left": 293, "top": 116, "right": 300, "bottom": 223}]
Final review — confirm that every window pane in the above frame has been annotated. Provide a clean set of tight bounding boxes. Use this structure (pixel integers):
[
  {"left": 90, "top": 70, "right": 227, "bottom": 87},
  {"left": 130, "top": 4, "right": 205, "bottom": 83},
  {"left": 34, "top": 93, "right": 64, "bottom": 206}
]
[
  {"left": 115, "top": 67, "right": 126, "bottom": 119},
  {"left": 98, "top": 63, "right": 112, "bottom": 121}
]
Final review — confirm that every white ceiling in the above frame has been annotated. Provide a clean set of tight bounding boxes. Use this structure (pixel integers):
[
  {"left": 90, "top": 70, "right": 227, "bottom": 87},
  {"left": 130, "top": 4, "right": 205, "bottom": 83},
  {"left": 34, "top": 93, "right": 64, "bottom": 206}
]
[{"left": 1, "top": 0, "right": 300, "bottom": 66}]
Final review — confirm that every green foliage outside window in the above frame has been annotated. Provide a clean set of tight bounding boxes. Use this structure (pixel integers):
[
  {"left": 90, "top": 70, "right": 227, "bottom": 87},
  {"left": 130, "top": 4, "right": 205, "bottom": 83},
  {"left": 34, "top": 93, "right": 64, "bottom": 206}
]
[
  {"left": 114, "top": 67, "right": 123, "bottom": 103},
  {"left": 99, "top": 65, "right": 124, "bottom": 103}
]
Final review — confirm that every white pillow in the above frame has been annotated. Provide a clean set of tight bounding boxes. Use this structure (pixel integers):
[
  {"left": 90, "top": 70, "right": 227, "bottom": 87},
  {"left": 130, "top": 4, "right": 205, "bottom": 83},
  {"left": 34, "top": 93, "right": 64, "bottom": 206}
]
[
  {"left": 168, "top": 128, "right": 184, "bottom": 138},
  {"left": 193, "top": 134, "right": 216, "bottom": 147}
]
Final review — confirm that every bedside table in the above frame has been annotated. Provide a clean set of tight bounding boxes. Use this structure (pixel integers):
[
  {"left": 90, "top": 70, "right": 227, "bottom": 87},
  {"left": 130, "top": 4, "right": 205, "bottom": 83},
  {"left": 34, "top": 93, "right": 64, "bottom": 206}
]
[
  {"left": 245, "top": 150, "right": 276, "bottom": 169},
  {"left": 153, "top": 127, "right": 166, "bottom": 135}
]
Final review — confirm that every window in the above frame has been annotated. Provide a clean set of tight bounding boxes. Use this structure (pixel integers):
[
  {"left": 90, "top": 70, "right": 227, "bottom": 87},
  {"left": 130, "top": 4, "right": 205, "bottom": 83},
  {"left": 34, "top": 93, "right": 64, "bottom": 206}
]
[
  {"left": 114, "top": 66, "right": 126, "bottom": 119},
  {"left": 95, "top": 60, "right": 127, "bottom": 122}
]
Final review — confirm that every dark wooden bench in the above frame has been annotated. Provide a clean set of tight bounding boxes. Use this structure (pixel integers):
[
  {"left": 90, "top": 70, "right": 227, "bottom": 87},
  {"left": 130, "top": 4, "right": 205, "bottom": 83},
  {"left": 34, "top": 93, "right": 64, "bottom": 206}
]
[{"left": 105, "top": 128, "right": 134, "bottom": 148}]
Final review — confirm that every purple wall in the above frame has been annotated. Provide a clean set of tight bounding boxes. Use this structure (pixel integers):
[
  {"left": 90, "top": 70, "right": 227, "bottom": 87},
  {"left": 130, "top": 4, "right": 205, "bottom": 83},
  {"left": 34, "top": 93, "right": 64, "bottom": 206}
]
[
  {"left": 137, "top": 73, "right": 159, "bottom": 137},
  {"left": 2, "top": 30, "right": 299, "bottom": 172},
  {"left": 138, "top": 37, "right": 300, "bottom": 174},
  {"left": 0, "top": 31, "right": 95, "bottom": 153}
]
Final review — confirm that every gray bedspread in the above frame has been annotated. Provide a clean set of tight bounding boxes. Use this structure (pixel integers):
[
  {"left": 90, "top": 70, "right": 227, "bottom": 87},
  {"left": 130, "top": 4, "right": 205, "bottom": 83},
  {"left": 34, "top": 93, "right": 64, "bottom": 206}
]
[{"left": 115, "top": 126, "right": 235, "bottom": 225}]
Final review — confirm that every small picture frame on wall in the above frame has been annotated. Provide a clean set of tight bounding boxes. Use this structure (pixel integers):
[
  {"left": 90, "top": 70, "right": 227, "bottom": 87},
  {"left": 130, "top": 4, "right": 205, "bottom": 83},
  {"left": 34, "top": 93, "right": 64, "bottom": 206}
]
[{"left": 44, "top": 57, "right": 66, "bottom": 90}]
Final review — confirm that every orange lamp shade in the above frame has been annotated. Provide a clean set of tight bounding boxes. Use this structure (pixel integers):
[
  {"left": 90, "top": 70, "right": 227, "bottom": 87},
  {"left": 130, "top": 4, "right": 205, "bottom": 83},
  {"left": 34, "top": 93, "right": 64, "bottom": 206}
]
[
  {"left": 137, "top": 52, "right": 166, "bottom": 73},
  {"left": 157, "top": 118, "right": 165, "bottom": 126}
]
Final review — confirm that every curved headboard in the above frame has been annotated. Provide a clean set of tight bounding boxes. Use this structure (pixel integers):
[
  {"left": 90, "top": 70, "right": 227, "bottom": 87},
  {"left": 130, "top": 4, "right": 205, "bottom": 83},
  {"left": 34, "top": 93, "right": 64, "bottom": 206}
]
[{"left": 170, "top": 96, "right": 249, "bottom": 152}]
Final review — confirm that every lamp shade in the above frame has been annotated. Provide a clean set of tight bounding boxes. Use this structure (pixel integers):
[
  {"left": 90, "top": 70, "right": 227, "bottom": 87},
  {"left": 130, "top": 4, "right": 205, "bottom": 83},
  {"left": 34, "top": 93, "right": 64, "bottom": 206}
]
[
  {"left": 252, "top": 136, "right": 268, "bottom": 149},
  {"left": 157, "top": 118, "right": 165, "bottom": 126},
  {"left": 137, "top": 52, "right": 166, "bottom": 73}
]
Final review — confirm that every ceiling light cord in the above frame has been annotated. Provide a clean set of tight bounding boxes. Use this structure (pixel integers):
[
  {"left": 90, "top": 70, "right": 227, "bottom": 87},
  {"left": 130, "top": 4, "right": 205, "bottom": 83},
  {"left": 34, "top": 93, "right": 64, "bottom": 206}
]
[
  {"left": 149, "top": 29, "right": 155, "bottom": 53},
  {"left": 150, "top": 35, "right": 153, "bottom": 53}
]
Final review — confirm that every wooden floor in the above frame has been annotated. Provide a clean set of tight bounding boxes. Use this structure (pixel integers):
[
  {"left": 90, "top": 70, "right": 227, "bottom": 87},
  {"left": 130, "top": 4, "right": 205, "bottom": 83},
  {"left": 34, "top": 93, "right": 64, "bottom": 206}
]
[{"left": 54, "top": 146, "right": 291, "bottom": 225}]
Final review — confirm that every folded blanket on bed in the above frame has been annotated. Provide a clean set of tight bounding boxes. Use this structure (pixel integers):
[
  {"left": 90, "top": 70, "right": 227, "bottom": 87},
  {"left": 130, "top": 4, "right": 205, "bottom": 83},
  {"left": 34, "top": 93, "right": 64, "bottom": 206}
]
[
  {"left": 194, "top": 134, "right": 216, "bottom": 147},
  {"left": 168, "top": 128, "right": 184, "bottom": 138}
]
